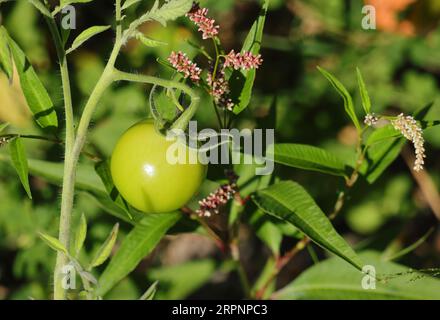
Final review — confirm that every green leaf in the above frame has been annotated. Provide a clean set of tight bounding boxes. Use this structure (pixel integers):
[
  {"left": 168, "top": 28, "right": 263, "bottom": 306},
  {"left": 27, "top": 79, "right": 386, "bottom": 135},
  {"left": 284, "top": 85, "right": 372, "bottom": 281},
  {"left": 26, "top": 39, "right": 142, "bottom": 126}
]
[
  {"left": 0, "top": 123, "right": 9, "bottom": 133},
  {"left": 95, "top": 160, "right": 131, "bottom": 218},
  {"left": 135, "top": 32, "right": 168, "bottom": 47},
  {"left": 73, "top": 213, "right": 87, "bottom": 257},
  {"left": 149, "top": 0, "right": 193, "bottom": 26},
  {"left": 252, "top": 181, "right": 363, "bottom": 270},
  {"left": 318, "top": 66, "right": 360, "bottom": 131},
  {"left": 0, "top": 28, "right": 13, "bottom": 80},
  {"left": 362, "top": 138, "right": 406, "bottom": 183},
  {"left": 139, "top": 281, "right": 158, "bottom": 300},
  {"left": 267, "top": 143, "right": 348, "bottom": 177},
  {"left": 274, "top": 251, "right": 440, "bottom": 300},
  {"left": 366, "top": 125, "right": 400, "bottom": 146},
  {"left": 38, "top": 232, "right": 68, "bottom": 254},
  {"left": 89, "top": 223, "right": 119, "bottom": 268},
  {"left": 28, "top": 0, "right": 51, "bottom": 17},
  {"left": 356, "top": 67, "right": 371, "bottom": 115},
  {"left": 96, "top": 212, "right": 180, "bottom": 296},
  {"left": 61, "top": 0, "right": 94, "bottom": 6},
  {"left": 53, "top": 0, "right": 94, "bottom": 15},
  {"left": 231, "top": 0, "right": 269, "bottom": 114},
  {"left": 9, "top": 137, "right": 32, "bottom": 199},
  {"left": 4, "top": 28, "right": 58, "bottom": 128},
  {"left": 66, "top": 25, "right": 111, "bottom": 54},
  {"left": 147, "top": 260, "right": 216, "bottom": 299},
  {"left": 122, "top": 0, "right": 141, "bottom": 11}
]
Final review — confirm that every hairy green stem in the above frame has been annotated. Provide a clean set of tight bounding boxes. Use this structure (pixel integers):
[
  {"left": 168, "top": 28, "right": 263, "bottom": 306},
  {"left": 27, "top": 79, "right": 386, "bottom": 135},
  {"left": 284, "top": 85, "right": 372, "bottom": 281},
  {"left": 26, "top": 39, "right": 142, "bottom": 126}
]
[{"left": 44, "top": 15, "right": 76, "bottom": 300}]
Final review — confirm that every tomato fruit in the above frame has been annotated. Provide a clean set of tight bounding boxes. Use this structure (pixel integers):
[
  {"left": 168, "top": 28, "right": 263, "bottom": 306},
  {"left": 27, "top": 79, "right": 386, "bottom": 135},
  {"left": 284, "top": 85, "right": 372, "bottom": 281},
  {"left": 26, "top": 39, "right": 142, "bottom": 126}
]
[{"left": 110, "top": 120, "right": 206, "bottom": 213}]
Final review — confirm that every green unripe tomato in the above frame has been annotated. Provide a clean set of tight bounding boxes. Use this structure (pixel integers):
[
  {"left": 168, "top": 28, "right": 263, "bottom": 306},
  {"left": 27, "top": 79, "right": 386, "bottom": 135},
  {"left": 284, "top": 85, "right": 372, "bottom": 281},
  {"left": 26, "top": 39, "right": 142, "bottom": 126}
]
[{"left": 110, "top": 120, "right": 206, "bottom": 213}]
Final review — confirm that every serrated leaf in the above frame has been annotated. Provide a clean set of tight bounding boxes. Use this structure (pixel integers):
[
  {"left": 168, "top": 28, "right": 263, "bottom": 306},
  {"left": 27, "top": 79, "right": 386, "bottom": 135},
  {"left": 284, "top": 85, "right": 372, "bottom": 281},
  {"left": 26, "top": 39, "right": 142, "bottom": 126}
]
[
  {"left": 267, "top": 143, "right": 348, "bottom": 177},
  {"left": 231, "top": 0, "right": 269, "bottom": 114},
  {"left": 122, "top": 0, "right": 141, "bottom": 11},
  {"left": 318, "top": 66, "right": 360, "bottom": 131},
  {"left": 4, "top": 28, "right": 58, "bottom": 128},
  {"left": 52, "top": 0, "right": 94, "bottom": 15},
  {"left": 39, "top": 232, "right": 68, "bottom": 254},
  {"left": 253, "top": 181, "right": 363, "bottom": 270},
  {"left": 0, "top": 123, "right": 9, "bottom": 133},
  {"left": 135, "top": 32, "right": 168, "bottom": 47},
  {"left": 28, "top": 0, "right": 51, "bottom": 17},
  {"left": 9, "top": 137, "right": 32, "bottom": 199},
  {"left": 73, "top": 213, "right": 87, "bottom": 257},
  {"left": 96, "top": 213, "right": 180, "bottom": 296},
  {"left": 0, "top": 28, "right": 13, "bottom": 80},
  {"left": 274, "top": 251, "right": 440, "bottom": 300},
  {"left": 150, "top": 0, "right": 192, "bottom": 26},
  {"left": 139, "top": 281, "right": 158, "bottom": 300},
  {"left": 89, "top": 223, "right": 119, "bottom": 268},
  {"left": 66, "top": 25, "right": 111, "bottom": 54},
  {"left": 95, "top": 160, "right": 131, "bottom": 218},
  {"left": 356, "top": 67, "right": 371, "bottom": 114}
]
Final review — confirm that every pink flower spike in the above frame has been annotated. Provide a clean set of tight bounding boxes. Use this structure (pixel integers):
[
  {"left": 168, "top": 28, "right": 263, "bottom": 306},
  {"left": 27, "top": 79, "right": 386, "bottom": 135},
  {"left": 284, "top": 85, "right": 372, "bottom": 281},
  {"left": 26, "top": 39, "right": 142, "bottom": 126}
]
[
  {"left": 186, "top": 7, "right": 219, "bottom": 39},
  {"left": 167, "top": 51, "right": 202, "bottom": 83},
  {"left": 224, "top": 50, "right": 263, "bottom": 70}
]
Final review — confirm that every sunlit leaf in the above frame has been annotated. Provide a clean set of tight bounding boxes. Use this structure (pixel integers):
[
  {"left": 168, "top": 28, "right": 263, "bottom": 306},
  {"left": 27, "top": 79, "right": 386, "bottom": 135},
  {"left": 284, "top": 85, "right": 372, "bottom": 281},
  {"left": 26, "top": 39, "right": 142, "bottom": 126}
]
[
  {"left": 356, "top": 67, "right": 371, "bottom": 115},
  {"left": 318, "top": 66, "right": 360, "bottom": 131},
  {"left": 89, "top": 223, "right": 119, "bottom": 268},
  {"left": 231, "top": 0, "right": 269, "bottom": 114},
  {"left": 4, "top": 28, "right": 58, "bottom": 128},
  {"left": 38, "top": 232, "right": 68, "bottom": 254},
  {"left": 9, "top": 137, "right": 32, "bottom": 199},
  {"left": 73, "top": 213, "right": 87, "bottom": 257},
  {"left": 66, "top": 25, "right": 111, "bottom": 54}
]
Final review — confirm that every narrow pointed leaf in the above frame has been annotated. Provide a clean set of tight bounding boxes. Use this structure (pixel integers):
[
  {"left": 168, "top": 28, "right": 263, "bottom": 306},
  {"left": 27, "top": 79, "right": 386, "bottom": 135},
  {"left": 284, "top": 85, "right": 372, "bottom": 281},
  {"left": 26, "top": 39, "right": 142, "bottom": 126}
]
[
  {"left": 39, "top": 232, "right": 68, "bottom": 254},
  {"left": 267, "top": 143, "right": 348, "bottom": 176},
  {"left": 9, "top": 137, "right": 32, "bottom": 199},
  {"left": 90, "top": 223, "right": 119, "bottom": 268},
  {"left": 0, "top": 28, "right": 13, "bottom": 80},
  {"left": 74, "top": 213, "right": 87, "bottom": 257},
  {"left": 139, "top": 281, "right": 158, "bottom": 300},
  {"left": 135, "top": 32, "right": 167, "bottom": 47},
  {"left": 253, "top": 181, "right": 363, "bottom": 270},
  {"left": 28, "top": 0, "right": 51, "bottom": 17},
  {"left": 5, "top": 29, "right": 58, "bottom": 128},
  {"left": 66, "top": 25, "right": 111, "bottom": 54},
  {"left": 96, "top": 213, "right": 180, "bottom": 296},
  {"left": 231, "top": 0, "right": 269, "bottom": 114},
  {"left": 122, "top": 0, "right": 141, "bottom": 10},
  {"left": 318, "top": 66, "right": 360, "bottom": 131},
  {"left": 356, "top": 67, "right": 371, "bottom": 115}
]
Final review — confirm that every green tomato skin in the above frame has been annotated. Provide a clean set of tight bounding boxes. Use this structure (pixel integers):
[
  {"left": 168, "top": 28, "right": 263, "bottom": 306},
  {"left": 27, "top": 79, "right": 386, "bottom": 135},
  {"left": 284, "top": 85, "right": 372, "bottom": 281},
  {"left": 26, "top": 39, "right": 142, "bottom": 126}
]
[{"left": 110, "top": 120, "right": 206, "bottom": 213}]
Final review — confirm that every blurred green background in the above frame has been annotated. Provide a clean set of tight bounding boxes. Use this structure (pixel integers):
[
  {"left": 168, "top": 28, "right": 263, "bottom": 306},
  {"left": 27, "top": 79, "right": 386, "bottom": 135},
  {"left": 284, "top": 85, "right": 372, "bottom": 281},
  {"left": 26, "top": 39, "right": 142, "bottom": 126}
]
[{"left": 0, "top": 0, "right": 439, "bottom": 299}]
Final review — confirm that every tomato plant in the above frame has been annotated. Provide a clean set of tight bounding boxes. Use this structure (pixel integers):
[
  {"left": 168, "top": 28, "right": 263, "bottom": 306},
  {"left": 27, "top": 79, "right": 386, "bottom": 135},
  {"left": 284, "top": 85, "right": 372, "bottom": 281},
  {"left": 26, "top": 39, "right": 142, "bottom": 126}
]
[{"left": 0, "top": 0, "right": 439, "bottom": 302}]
